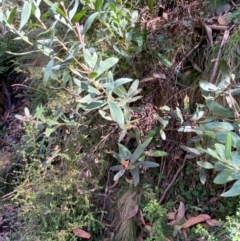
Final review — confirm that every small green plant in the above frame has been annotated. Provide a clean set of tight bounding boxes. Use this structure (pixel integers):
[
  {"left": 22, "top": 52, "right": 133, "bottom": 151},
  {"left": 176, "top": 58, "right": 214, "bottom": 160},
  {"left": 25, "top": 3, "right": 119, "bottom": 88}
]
[
  {"left": 143, "top": 199, "right": 170, "bottom": 240},
  {"left": 195, "top": 224, "right": 218, "bottom": 241},
  {"left": 110, "top": 138, "right": 167, "bottom": 186},
  {"left": 224, "top": 206, "right": 240, "bottom": 240}
]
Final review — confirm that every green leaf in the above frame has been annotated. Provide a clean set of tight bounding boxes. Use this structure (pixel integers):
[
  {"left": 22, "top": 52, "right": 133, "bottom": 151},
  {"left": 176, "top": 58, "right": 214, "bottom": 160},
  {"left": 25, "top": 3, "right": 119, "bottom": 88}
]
[
  {"left": 99, "top": 110, "right": 113, "bottom": 121},
  {"left": 45, "top": 127, "right": 56, "bottom": 137},
  {"left": 113, "top": 85, "right": 127, "bottom": 98},
  {"left": 200, "top": 81, "right": 219, "bottom": 92},
  {"left": 180, "top": 145, "right": 200, "bottom": 156},
  {"left": 148, "top": 0, "right": 155, "bottom": 13},
  {"left": 83, "top": 49, "right": 98, "bottom": 69},
  {"left": 131, "top": 137, "right": 152, "bottom": 164},
  {"left": 110, "top": 165, "right": 122, "bottom": 171},
  {"left": 154, "top": 114, "right": 169, "bottom": 128},
  {"left": 176, "top": 107, "right": 184, "bottom": 124},
  {"left": 203, "top": 121, "right": 235, "bottom": 131},
  {"left": 43, "top": 59, "right": 54, "bottom": 84},
  {"left": 199, "top": 168, "right": 207, "bottom": 184},
  {"left": 221, "top": 179, "right": 240, "bottom": 197},
  {"left": 7, "top": 7, "right": 17, "bottom": 24},
  {"left": 219, "top": 59, "right": 231, "bottom": 89},
  {"left": 144, "top": 150, "right": 168, "bottom": 157},
  {"left": 95, "top": 0, "right": 103, "bottom": 11},
  {"left": 118, "top": 129, "right": 127, "bottom": 143},
  {"left": 108, "top": 99, "right": 124, "bottom": 127},
  {"left": 82, "top": 101, "right": 105, "bottom": 110},
  {"left": 118, "top": 143, "right": 132, "bottom": 160},
  {"left": 114, "top": 169, "right": 125, "bottom": 181},
  {"left": 82, "top": 12, "right": 98, "bottom": 35},
  {"left": 197, "top": 161, "right": 214, "bottom": 169},
  {"left": 127, "top": 79, "right": 139, "bottom": 97},
  {"left": 96, "top": 57, "right": 119, "bottom": 77},
  {"left": 69, "top": 0, "right": 79, "bottom": 20},
  {"left": 236, "top": 140, "right": 240, "bottom": 155},
  {"left": 102, "top": 78, "right": 133, "bottom": 91},
  {"left": 130, "top": 168, "right": 140, "bottom": 186},
  {"left": 45, "top": 119, "right": 59, "bottom": 125},
  {"left": 215, "top": 131, "right": 239, "bottom": 148},
  {"left": 160, "top": 129, "right": 166, "bottom": 140},
  {"left": 206, "top": 99, "right": 234, "bottom": 119},
  {"left": 135, "top": 161, "right": 159, "bottom": 168},
  {"left": 19, "top": 1, "right": 32, "bottom": 31},
  {"left": 72, "top": 9, "right": 87, "bottom": 23},
  {"left": 205, "top": 148, "right": 222, "bottom": 161},
  {"left": 225, "top": 133, "right": 232, "bottom": 160},
  {"left": 73, "top": 78, "right": 100, "bottom": 95},
  {"left": 214, "top": 170, "right": 235, "bottom": 184},
  {"left": 54, "top": 13, "right": 73, "bottom": 30}
]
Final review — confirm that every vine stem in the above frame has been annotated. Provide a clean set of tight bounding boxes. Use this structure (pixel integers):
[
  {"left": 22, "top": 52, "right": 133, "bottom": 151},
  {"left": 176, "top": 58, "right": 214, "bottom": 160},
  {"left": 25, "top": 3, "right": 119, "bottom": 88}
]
[{"left": 159, "top": 154, "right": 187, "bottom": 204}]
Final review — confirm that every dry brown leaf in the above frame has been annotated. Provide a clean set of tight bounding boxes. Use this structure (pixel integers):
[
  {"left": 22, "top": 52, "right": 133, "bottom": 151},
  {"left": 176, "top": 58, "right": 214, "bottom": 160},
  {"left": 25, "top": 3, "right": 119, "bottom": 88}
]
[
  {"left": 72, "top": 228, "right": 91, "bottom": 239},
  {"left": 181, "top": 214, "right": 211, "bottom": 229},
  {"left": 176, "top": 202, "right": 185, "bottom": 223},
  {"left": 145, "top": 224, "right": 151, "bottom": 231},
  {"left": 152, "top": 73, "right": 166, "bottom": 79},
  {"left": 206, "top": 219, "right": 222, "bottom": 227},
  {"left": 103, "top": 222, "right": 115, "bottom": 228},
  {"left": 163, "top": 12, "right": 168, "bottom": 21},
  {"left": 137, "top": 208, "right": 146, "bottom": 226}
]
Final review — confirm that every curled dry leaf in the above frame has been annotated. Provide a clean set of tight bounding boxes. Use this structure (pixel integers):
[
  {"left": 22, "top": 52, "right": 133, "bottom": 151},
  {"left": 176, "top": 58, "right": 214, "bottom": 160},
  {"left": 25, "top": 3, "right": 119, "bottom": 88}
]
[
  {"left": 175, "top": 202, "right": 185, "bottom": 223},
  {"left": 181, "top": 214, "right": 211, "bottom": 229},
  {"left": 72, "top": 228, "right": 91, "bottom": 239},
  {"left": 206, "top": 219, "right": 222, "bottom": 227}
]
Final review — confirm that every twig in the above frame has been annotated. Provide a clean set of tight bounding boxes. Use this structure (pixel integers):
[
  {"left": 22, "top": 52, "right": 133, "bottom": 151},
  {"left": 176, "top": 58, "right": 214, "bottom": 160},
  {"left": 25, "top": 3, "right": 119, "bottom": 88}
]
[
  {"left": 76, "top": 23, "right": 85, "bottom": 51},
  {"left": 159, "top": 154, "right": 187, "bottom": 204},
  {"left": 101, "top": 170, "right": 111, "bottom": 222},
  {"left": 2, "top": 81, "right": 11, "bottom": 111},
  {"left": 210, "top": 30, "right": 230, "bottom": 83}
]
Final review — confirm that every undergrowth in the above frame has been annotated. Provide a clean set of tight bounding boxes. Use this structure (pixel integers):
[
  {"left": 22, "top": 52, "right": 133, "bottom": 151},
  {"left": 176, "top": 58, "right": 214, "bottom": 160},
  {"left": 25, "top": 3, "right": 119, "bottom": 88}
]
[{"left": 2, "top": 0, "right": 240, "bottom": 240}]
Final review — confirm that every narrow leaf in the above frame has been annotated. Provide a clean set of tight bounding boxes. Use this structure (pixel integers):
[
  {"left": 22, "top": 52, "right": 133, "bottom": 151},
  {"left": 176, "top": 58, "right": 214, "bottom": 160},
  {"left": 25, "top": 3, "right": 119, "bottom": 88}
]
[
  {"left": 130, "top": 168, "right": 140, "bottom": 186},
  {"left": 206, "top": 99, "right": 234, "bottom": 119},
  {"left": 19, "top": 1, "right": 32, "bottom": 31},
  {"left": 96, "top": 57, "right": 119, "bottom": 77},
  {"left": 225, "top": 133, "right": 232, "bottom": 160},
  {"left": 43, "top": 59, "right": 54, "bottom": 84},
  {"left": 131, "top": 137, "right": 152, "bottom": 164},
  {"left": 135, "top": 161, "right": 159, "bottom": 168},
  {"left": 69, "top": 0, "right": 79, "bottom": 20},
  {"left": 221, "top": 179, "right": 240, "bottom": 197},
  {"left": 118, "top": 143, "right": 132, "bottom": 160},
  {"left": 108, "top": 99, "right": 124, "bottom": 127},
  {"left": 95, "top": 0, "right": 103, "bottom": 11},
  {"left": 114, "top": 169, "right": 125, "bottom": 181},
  {"left": 197, "top": 161, "right": 214, "bottom": 169},
  {"left": 99, "top": 110, "right": 112, "bottom": 121},
  {"left": 82, "top": 12, "right": 98, "bottom": 35},
  {"left": 144, "top": 150, "right": 168, "bottom": 157}
]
